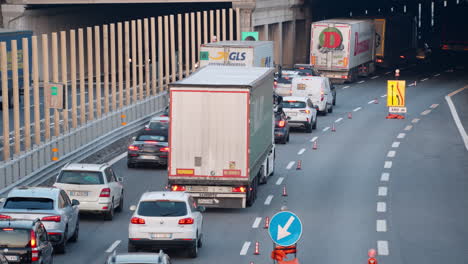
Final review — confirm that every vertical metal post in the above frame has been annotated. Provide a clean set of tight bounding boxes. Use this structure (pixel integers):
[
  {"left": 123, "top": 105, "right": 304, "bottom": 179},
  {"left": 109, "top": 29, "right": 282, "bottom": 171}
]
[
  {"left": 185, "top": 13, "right": 190, "bottom": 77},
  {"left": 197, "top": 12, "right": 201, "bottom": 63},
  {"left": 229, "top": 8, "right": 234, "bottom": 40},
  {"left": 103, "top": 25, "right": 110, "bottom": 113},
  {"left": 157, "top": 17, "right": 163, "bottom": 93},
  {"left": 191, "top": 12, "right": 195, "bottom": 72},
  {"left": 124, "top": 21, "right": 131, "bottom": 104},
  {"left": 86, "top": 28, "right": 94, "bottom": 120},
  {"left": 94, "top": 26, "right": 102, "bottom": 117},
  {"left": 22, "top": 37, "right": 31, "bottom": 150},
  {"left": 203, "top": 11, "right": 208, "bottom": 44},
  {"left": 42, "top": 34, "right": 51, "bottom": 139},
  {"left": 210, "top": 10, "right": 214, "bottom": 40},
  {"left": 164, "top": 16, "right": 170, "bottom": 88},
  {"left": 216, "top": 9, "right": 221, "bottom": 40},
  {"left": 137, "top": 20, "right": 144, "bottom": 100},
  {"left": 32, "top": 36, "right": 41, "bottom": 143},
  {"left": 110, "top": 23, "right": 117, "bottom": 110},
  {"left": 236, "top": 8, "right": 241, "bottom": 40},
  {"left": 222, "top": 9, "right": 226, "bottom": 41},
  {"left": 60, "top": 31, "right": 69, "bottom": 131},
  {"left": 11, "top": 40, "right": 20, "bottom": 154},
  {"left": 51, "top": 33, "right": 60, "bottom": 136},
  {"left": 78, "top": 29, "right": 86, "bottom": 124},
  {"left": 170, "top": 15, "right": 176, "bottom": 83},
  {"left": 177, "top": 14, "right": 183, "bottom": 80},
  {"left": 117, "top": 22, "right": 124, "bottom": 108},
  {"left": 69, "top": 31, "right": 77, "bottom": 129},
  {"left": 1, "top": 43, "right": 10, "bottom": 160},
  {"left": 131, "top": 21, "right": 137, "bottom": 103},
  {"left": 144, "top": 18, "right": 150, "bottom": 95},
  {"left": 150, "top": 18, "right": 156, "bottom": 95}
]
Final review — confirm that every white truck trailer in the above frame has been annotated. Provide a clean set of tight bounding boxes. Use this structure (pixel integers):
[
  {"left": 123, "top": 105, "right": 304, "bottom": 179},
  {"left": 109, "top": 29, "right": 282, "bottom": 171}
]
[
  {"left": 199, "top": 41, "right": 274, "bottom": 68},
  {"left": 310, "top": 19, "right": 376, "bottom": 83},
  {"left": 167, "top": 66, "right": 276, "bottom": 208}
]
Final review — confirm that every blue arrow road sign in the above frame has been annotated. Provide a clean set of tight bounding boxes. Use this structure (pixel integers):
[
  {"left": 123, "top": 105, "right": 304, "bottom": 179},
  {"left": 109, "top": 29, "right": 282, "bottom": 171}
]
[{"left": 268, "top": 211, "right": 303, "bottom": 246}]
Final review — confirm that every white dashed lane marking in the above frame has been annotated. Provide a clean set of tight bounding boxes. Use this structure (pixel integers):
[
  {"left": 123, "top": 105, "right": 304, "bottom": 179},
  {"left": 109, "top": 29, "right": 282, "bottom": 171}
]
[
  {"left": 368, "top": 100, "right": 376, "bottom": 104},
  {"left": 335, "top": 118, "right": 343, "bottom": 123},
  {"left": 433, "top": 73, "right": 440, "bottom": 77},
  {"left": 377, "top": 202, "right": 387, "bottom": 212},
  {"left": 404, "top": 125, "right": 413, "bottom": 131},
  {"left": 392, "top": 142, "right": 400, "bottom": 148},
  {"left": 387, "top": 151, "right": 396, "bottom": 158},
  {"left": 358, "top": 80, "right": 365, "bottom": 84},
  {"left": 310, "top": 136, "right": 318, "bottom": 142},
  {"left": 421, "top": 109, "right": 432, "bottom": 115},
  {"left": 264, "top": 195, "right": 274, "bottom": 205},
  {"left": 381, "top": 173, "right": 390, "bottom": 182},
  {"left": 297, "top": 148, "right": 305, "bottom": 155},
  {"left": 252, "top": 217, "right": 262, "bottom": 229},
  {"left": 371, "top": 76, "right": 380, "bottom": 79},
  {"left": 430, "top": 104, "right": 439, "bottom": 109},
  {"left": 377, "top": 241, "right": 389, "bottom": 256},
  {"left": 380, "top": 94, "right": 387, "bottom": 98},
  {"left": 323, "top": 127, "right": 330, "bottom": 132},
  {"left": 343, "top": 85, "right": 350, "bottom": 89},
  {"left": 421, "top": 78, "right": 429, "bottom": 82},
  {"left": 105, "top": 240, "right": 122, "bottom": 253},
  {"left": 240, "top": 242, "right": 251, "bottom": 255},
  {"left": 378, "top": 187, "right": 388, "bottom": 196},
  {"left": 384, "top": 161, "right": 393, "bottom": 168},
  {"left": 286, "top": 161, "right": 295, "bottom": 170},
  {"left": 353, "top": 107, "right": 362, "bottom": 112},
  {"left": 377, "top": 220, "right": 387, "bottom": 232},
  {"left": 276, "top": 177, "right": 284, "bottom": 185},
  {"left": 397, "top": 133, "right": 406, "bottom": 139},
  {"left": 412, "top": 118, "right": 420, "bottom": 123}
]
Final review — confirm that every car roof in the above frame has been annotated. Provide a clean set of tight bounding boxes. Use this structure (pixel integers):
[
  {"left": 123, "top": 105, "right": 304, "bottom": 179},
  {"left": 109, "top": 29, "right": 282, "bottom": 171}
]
[
  {"left": 140, "top": 191, "right": 189, "bottom": 202},
  {"left": 0, "top": 219, "right": 37, "bottom": 229},
  {"left": 282, "top": 96, "right": 309, "bottom": 102},
  {"left": 112, "top": 253, "right": 161, "bottom": 263},
  {"left": 62, "top": 163, "right": 108, "bottom": 172},
  {"left": 150, "top": 116, "right": 169, "bottom": 122},
  {"left": 8, "top": 187, "right": 60, "bottom": 199}
]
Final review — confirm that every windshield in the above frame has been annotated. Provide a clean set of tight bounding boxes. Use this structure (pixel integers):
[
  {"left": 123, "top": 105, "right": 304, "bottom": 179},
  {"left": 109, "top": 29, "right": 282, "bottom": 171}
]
[
  {"left": 282, "top": 101, "right": 306, "bottom": 108},
  {"left": 0, "top": 229, "right": 30, "bottom": 248},
  {"left": 57, "top": 171, "right": 104, "bottom": 185},
  {"left": 4, "top": 197, "right": 54, "bottom": 210},
  {"left": 136, "top": 134, "right": 167, "bottom": 142},
  {"left": 148, "top": 121, "right": 169, "bottom": 131},
  {"left": 138, "top": 201, "right": 187, "bottom": 217}
]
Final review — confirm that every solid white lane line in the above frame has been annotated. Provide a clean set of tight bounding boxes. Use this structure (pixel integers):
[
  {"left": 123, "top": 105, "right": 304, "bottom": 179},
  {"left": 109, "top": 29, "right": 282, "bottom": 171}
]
[
  {"left": 421, "top": 109, "right": 432, "bottom": 115},
  {"left": 377, "top": 240, "right": 389, "bottom": 256},
  {"left": 377, "top": 220, "right": 387, "bottom": 232},
  {"left": 378, "top": 187, "right": 388, "bottom": 196},
  {"left": 446, "top": 89, "right": 468, "bottom": 151},
  {"left": 358, "top": 80, "right": 365, "bottom": 84},
  {"left": 286, "top": 161, "right": 295, "bottom": 170},
  {"left": 380, "top": 94, "right": 387, "bottom": 98},
  {"left": 310, "top": 136, "right": 318, "bottom": 142},
  {"left": 392, "top": 142, "right": 400, "bottom": 148},
  {"left": 298, "top": 148, "right": 306, "bottom": 155},
  {"left": 371, "top": 76, "right": 380, "bottom": 79},
  {"left": 384, "top": 161, "right": 393, "bottom": 169},
  {"left": 433, "top": 73, "right": 441, "bottom": 77},
  {"left": 377, "top": 202, "right": 387, "bottom": 212},
  {"left": 353, "top": 107, "right": 362, "bottom": 112},
  {"left": 264, "top": 195, "right": 274, "bottom": 205},
  {"left": 322, "top": 126, "right": 330, "bottom": 132},
  {"left": 343, "top": 85, "right": 350, "bottom": 89},
  {"left": 276, "top": 177, "right": 284, "bottom": 186},
  {"left": 430, "top": 103, "right": 439, "bottom": 109},
  {"left": 335, "top": 117, "right": 343, "bottom": 123},
  {"left": 105, "top": 240, "right": 122, "bottom": 253},
  {"left": 421, "top": 78, "right": 429, "bottom": 82},
  {"left": 412, "top": 118, "right": 420, "bottom": 123},
  {"left": 387, "top": 151, "right": 396, "bottom": 158},
  {"left": 240, "top": 241, "right": 251, "bottom": 255},
  {"left": 368, "top": 100, "right": 375, "bottom": 104},
  {"left": 381, "top": 173, "right": 390, "bottom": 182},
  {"left": 397, "top": 133, "right": 406, "bottom": 139},
  {"left": 108, "top": 152, "right": 127, "bottom": 165},
  {"left": 404, "top": 125, "right": 413, "bottom": 131},
  {"left": 252, "top": 217, "right": 262, "bottom": 229}
]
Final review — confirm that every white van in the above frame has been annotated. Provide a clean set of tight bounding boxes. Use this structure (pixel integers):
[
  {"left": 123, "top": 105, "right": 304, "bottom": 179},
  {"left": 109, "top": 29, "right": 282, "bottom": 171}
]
[{"left": 291, "top": 76, "right": 334, "bottom": 115}]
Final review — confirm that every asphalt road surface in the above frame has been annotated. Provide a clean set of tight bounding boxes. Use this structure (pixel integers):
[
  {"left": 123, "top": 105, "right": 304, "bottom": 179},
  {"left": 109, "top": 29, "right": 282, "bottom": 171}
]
[{"left": 53, "top": 61, "right": 468, "bottom": 264}]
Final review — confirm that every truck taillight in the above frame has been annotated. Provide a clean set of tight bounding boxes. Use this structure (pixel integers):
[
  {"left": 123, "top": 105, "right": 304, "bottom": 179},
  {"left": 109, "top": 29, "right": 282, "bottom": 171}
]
[
  {"left": 171, "top": 185, "right": 186, "bottom": 192},
  {"left": 376, "top": 58, "right": 383, "bottom": 63},
  {"left": 178, "top": 218, "right": 194, "bottom": 225},
  {"left": 232, "top": 186, "right": 247, "bottom": 193}
]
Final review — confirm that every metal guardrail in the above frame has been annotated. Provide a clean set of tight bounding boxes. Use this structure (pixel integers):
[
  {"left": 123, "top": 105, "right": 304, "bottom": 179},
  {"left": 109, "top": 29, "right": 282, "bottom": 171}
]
[{"left": 0, "top": 92, "right": 167, "bottom": 196}]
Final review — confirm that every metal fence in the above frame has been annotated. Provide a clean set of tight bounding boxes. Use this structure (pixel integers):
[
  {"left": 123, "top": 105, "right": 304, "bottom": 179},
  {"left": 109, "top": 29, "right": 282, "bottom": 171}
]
[{"left": 0, "top": 8, "right": 241, "bottom": 187}]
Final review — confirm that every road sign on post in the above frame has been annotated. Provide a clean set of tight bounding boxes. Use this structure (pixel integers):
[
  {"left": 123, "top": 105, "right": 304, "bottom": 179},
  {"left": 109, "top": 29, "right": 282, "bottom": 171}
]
[
  {"left": 387, "top": 80, "right": 406, "bottom": 107},
  {"left": 268, "top": 211, "right": 303, "bottom": 246},
  {"left": 45, "top": 82, "right": 64, "bottom": 109}
]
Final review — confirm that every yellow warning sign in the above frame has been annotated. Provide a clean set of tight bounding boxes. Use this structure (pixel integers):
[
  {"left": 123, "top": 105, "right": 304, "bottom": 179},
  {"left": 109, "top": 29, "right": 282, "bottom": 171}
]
[{"left": 387, "top": 80, "right": 406, "bottom": 107}]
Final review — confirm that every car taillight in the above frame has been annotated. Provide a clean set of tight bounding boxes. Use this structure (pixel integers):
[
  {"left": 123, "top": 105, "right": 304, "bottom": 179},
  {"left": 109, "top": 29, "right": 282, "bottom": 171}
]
[
  {"left": 171, "top": 185, "right": 186, "bottom": 192},
  {"left": 442, "top": 44, "right": 449, "bottom": 50},
  {"left": 232, "top": 186, "right": 247, "bottom": 193},
  {"left": 128, "top": 145, "right": 139, "bottom": 151},
  {"left": 30, "top": 229, "right": 37, "bottom": 249},
  {"left": 130, "top": 217, "right": 146, "bottom": 224},
  {"left": 41, "top": 215, "right": 61, "bottom": 222},
  {"left": 178, "top": 218, "right": 194, "bottom": 225},
  {"left": 160, "top": 147, "right": 170, "bottom": 152},
  {"left": 400, "top": 55, "right": 406, "bottom": 59},
  {"left": 320, "top": 92, "right": 324, "bottom": 101},
  {"left": 376, "top": 58, "right": 383, "bottom": 63},
  {"left": 300, "top": 110, "right": 310, "bottom": 114},
  {"left": 278, "top": 120, "right": 286, "bottom": 127},
  {"left": 341, "top": 75, "right": 348, "bottom": 79},
  {"left": 31, "top": 249, "right": 39, "bottom": 261},
  {"left": 144, "top": 128, "right": 151, "bottom": 131},
  {"left": 144, "top": 140, "right": 158, "bottom": 144},
  {"left": 99, "top": 188, "right": 111, "bottom": 197},
  {"left": 273, "top": 81, "right": 278, "bottom": 89},
  {"left": 0, "top": 215, "right": 11, "bottom": 219}
]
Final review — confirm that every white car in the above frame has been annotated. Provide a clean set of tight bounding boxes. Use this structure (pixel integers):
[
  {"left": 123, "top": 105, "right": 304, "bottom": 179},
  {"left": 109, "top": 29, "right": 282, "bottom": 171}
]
[
  {"left": 128, "top": 192, "right": 204, "bottom": 258},
  {"left": 53, "top": 163, "right": 124, "bottom": 221},
  {"left": 281, "top": 96, "right": 318, "bottom": 133}
]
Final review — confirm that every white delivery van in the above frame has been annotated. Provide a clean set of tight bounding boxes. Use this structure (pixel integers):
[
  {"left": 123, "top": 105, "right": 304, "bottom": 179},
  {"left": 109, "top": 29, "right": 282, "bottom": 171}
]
[
  {"left": 291, "top": 76, "right": 334, "bottom": 114},
  {"left": 199, "top": 41, "right": 274, "bottom": 67}
]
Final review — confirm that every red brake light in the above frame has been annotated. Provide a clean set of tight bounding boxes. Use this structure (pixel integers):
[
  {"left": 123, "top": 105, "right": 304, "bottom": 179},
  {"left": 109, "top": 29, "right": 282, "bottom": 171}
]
[
  {"left": 341, "top": 75, "right": 348, "bottom": 79},
  {"left": 144, "top": 140, "right": 158, "bottom": 144},
  {"left": 278, "top": 120, "right": 286, "bottom": 127},
  {"left": 232, "top": 186, "right": 247, "bottom": 193},
  {"left": 2, "top": 228, "right": 13, "bottom": 231},
  {"left": 299, "top": 67, "right": 305, "bottom": 69},
  {"left": 178, "top": 218, "right": 194, "bottom": 225},
  {"left": 171, "top": 185, "right": 186, "bottom": 192},
  {"left": 30, "top": 230, "right": 37, "bottom": 248},
  {"left": 99, "top": 188, "right": 111, "bottom": 197},
  {"left": 300, "top": 109, "right": 311, "bottom": 114},
  {"left": 442, "top": 44, "right": 449, "bottom": 50},
  {"left": 128, "top": 145, "right": 139, "bottom": 151},
  {"left": 376, "top": 58, "right": 383, "bottom": 63},
  {"left": 31, "top": 230, "right": 39, "bottom": 261},
  {"left": 41, "top": 215, "right": 61, "bottom": 222},
  {"left": 131, "top": 217, "right": 145, "bottom": 224},
  {"left": 400, "top": 55, "right": 406, "bottom": 59},
  {"left": 160, "top": 147, "right": 170, "bottom": 152},
  {"left": 0, "top": 215, "right": 11, "bottom": 219}
]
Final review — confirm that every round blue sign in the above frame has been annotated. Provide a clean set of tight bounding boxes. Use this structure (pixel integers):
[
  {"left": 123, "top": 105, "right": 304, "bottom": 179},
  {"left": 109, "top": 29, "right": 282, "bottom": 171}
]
[{"left": 268, "top": 211, "right": 303, "bottom": 246}]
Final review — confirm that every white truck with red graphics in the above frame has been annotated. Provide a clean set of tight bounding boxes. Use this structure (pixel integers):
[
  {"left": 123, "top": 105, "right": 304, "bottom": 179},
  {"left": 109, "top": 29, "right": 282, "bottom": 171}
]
[{"left": 310, "top": 19, "right": 376, "bottom": 83}]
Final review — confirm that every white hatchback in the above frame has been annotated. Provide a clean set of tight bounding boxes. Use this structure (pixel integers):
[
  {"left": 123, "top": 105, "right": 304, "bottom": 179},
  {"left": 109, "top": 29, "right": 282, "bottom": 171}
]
[
  {"left": 128, "top": 192, "right": 204, "bottom": 258},
  {"left": 281, "top": 96, "right": 318, "bottom": 133},
  {"left": 53, "top": 163, "right": 124, "bottom": 221}
]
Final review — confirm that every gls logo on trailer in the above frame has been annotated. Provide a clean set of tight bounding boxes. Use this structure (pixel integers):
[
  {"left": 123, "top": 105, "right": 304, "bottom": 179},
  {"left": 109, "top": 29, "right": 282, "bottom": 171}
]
[{"left": 202, "top": 51, "right": 247, "bottom": 61}]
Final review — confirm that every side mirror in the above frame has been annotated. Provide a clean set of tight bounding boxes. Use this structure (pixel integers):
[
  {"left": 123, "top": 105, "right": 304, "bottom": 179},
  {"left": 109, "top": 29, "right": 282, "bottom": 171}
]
[
  {"left": 197, "top": 206, "right": 206, "bottom": 213},
  {"left": 144, "top": 125, "right": 149, "bottom": 128},
  {"left": 131, "top": 136, "right": 136, "bottom": 140},
  {"left": 71, "top": 199, "right": 80, "bottom": 206},
  {"left": 129, "top": 205, "right": 137, "bottom": 211},
  {"left": 118, "top": 177, "right": 124, "bottom": 182},
  {"left": 0, "top": 198, "right": 6, "bottom": 203}
]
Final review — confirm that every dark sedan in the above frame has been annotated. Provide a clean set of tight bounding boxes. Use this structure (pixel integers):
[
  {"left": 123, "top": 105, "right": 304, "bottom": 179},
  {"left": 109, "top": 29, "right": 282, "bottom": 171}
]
[
  {"left": 274, "top": 109, "right": 290, "bottom": 144},
  {"left": 127, "top": 132, "right": 169, "bottom": 168}
]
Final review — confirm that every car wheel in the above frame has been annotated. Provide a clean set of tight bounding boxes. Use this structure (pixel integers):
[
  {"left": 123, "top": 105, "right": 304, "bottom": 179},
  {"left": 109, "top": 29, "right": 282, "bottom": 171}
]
[
  {"left": 197, "top": 233, "right": 203, "bottom": 248},
  {"left": 104, "top": 201, "right": 114, "bottom": 221},
  {"left": 281, "top": 135, "right": 287, "bottom": 144},
  {"left": 328, "top": 105, "right": 333, "bottom": 113},
  {"left": 188, "top": 237, "right": 199, "bottom": 258},
  {"left": 69, "top": 220, "right": 79, "bottom": 243},
  {"left": 128, "top": 243, "right": 138, "bottom": 252},
  {"left": 322, "top": 105, "right": 328, "bottom": 116},
  {"left": 286, "top": 133, "right": 290, "bottom": 142},
  {"left": 115, "top": 193, "right": 124, "bottom": 213},
  {"left": 333, "top": 95, "right": 336, "bottom": 105},
  {"left": 55, "top": 227, "right": 67, "bottom": 254},
  {"left": 305, "top": 122, "right": 313, "bottom": 133},
  {"left": 312, "top": 118, "right": 317, "bottom": 129}
]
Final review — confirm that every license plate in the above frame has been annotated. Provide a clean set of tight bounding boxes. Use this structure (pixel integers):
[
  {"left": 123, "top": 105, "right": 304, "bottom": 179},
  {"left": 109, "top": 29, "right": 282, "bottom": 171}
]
[
  {"left": 5, "top": 256, "right": 18, "bottom": 261},
  {"left": 69, "top": 191, "right": 88, "bottom": 196},
  {"left": 188, "top": 186, "right": 208, "bottom": 192},
  {"left": 287, "top": 112, "right": 297, "bottom": 116},
  {"left": 198, "top": 198, "right": 214, "bottom": 204},
  {"left": 140, "top": 155, "right": 158, "bottom": 160},
  {"left": 151, "top": 233, "right": 171, "bottom": 239}
]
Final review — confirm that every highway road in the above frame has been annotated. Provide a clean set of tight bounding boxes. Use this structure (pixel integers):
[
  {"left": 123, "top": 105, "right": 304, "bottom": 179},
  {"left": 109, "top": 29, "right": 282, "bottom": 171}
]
[{"left": 53, "top": 60, "right": 468, "bottom": 264}]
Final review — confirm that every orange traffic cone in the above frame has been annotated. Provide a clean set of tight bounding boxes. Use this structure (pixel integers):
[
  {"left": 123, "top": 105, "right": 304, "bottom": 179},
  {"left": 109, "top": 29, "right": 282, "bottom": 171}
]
[
  {"left": 296, "top": 160, "right": 302, "bottom": 170},
  {"left": 348, "top": 112, "right": 352, "bottom": 119},
  {"left": 331, "top": 123, "right": 336, "bottom": 132},
  {"left": 282, "top": 186, "right": 288, "bottom": 196},
  {"left": 254, "top": 241, "right": 260, "bottom": 255},
  {"left": 312, "top": 140, "right": 318, "bottom": 150},
  {"left": 264, "top": 216, "right": 270, "bottom": 229}
]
